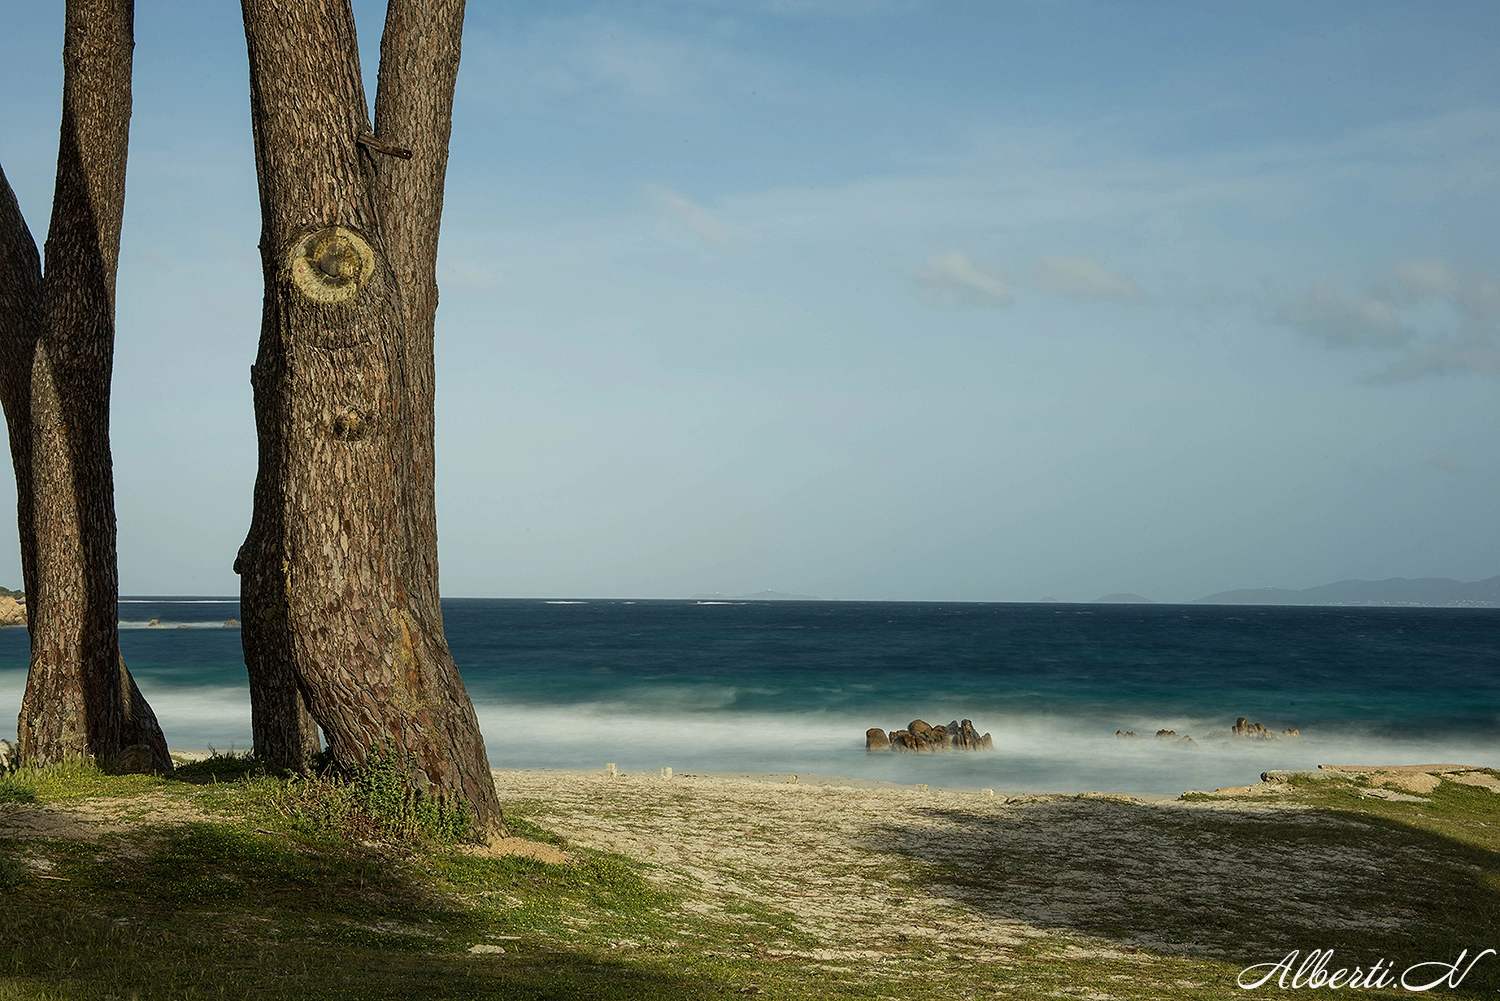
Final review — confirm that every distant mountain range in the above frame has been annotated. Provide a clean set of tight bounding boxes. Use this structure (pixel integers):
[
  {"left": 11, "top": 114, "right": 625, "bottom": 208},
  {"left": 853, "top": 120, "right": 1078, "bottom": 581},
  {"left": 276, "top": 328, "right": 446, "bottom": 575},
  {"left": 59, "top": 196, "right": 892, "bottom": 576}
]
[{"left": 1093, "top": 576, "right": 1500, "bottom": 607}]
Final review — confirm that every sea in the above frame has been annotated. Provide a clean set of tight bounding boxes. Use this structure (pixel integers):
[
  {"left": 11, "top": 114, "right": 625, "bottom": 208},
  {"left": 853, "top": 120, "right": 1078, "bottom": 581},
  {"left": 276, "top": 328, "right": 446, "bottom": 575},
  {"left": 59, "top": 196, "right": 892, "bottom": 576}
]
[{"left": 0, "top": 598, "right": 1496, "bottom": 795}]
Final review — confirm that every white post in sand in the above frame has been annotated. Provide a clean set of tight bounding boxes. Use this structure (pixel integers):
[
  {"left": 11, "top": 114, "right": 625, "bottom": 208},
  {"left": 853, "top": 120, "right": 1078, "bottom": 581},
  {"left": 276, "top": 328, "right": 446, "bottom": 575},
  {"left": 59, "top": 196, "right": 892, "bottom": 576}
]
[
  {"left": 606, "top": 763, "right": 617, "bottom": 778},
  {"left": 661, "top": 766, "right": 673, "bottom": 779}
]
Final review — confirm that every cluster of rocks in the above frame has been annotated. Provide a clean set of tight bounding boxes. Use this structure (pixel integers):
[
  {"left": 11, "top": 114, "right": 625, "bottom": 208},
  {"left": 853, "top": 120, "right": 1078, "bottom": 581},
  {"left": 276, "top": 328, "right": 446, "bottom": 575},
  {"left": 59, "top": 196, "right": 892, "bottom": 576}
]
[
  {"left": 1230, "top": 717, "right": 1301, "bottom": 739},
  {"left": 1115, "top": 716, "right": 1301, "bottom": 744},
  {"left": 1116, "top": 729, "right": 1196, "bottom": 745},
  {"left": 867, "top": 719, "right": 994, "bottom": 753},
  {"left": 0, "top": 595, "right": 25, "bottom": 628}
]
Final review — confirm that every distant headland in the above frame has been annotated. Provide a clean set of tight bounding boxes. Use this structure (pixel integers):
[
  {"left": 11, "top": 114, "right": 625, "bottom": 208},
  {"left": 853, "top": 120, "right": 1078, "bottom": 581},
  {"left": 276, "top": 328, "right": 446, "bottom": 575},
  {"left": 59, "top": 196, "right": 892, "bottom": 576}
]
[{"left": 1094, "top": 575, "right": 1500, "bottom": 608}]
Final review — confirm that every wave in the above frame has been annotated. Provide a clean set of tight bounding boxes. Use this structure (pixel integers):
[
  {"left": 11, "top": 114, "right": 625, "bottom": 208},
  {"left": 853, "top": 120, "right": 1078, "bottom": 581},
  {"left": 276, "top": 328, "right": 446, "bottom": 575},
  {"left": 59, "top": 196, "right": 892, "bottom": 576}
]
[
  {"left": 3, "top": 671, "right": 1496, "bottom": 796},
  {"left": 467, "top": 702, "right": 1500, "bottom": 794},
  {"left": 120, "top": 621, "right": 240, "bottom": 630},
  {"left": 0, "top": 671, "right": 251, "bottom": 749}
]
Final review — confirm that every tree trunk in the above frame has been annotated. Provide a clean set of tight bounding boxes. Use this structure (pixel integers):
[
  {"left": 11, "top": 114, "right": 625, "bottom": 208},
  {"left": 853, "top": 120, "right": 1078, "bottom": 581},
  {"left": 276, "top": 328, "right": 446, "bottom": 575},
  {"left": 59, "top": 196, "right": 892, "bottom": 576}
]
[
  {"left": 0, "top": 0, "right": 171, "bottom": 773},
  {"left": 237, "top": 0, "right": 499, "bottom": 828}
]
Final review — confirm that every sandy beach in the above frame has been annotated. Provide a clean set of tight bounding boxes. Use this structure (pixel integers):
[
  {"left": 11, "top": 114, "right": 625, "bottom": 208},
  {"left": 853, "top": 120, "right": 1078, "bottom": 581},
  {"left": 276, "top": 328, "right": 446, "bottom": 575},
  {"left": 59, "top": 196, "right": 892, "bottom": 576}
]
[
  {"left": 5, "top": 756, "right": 1500, "bottom": 997},
  {"left": 487, "top": 763, "right": 1500, "bottom": 987}
]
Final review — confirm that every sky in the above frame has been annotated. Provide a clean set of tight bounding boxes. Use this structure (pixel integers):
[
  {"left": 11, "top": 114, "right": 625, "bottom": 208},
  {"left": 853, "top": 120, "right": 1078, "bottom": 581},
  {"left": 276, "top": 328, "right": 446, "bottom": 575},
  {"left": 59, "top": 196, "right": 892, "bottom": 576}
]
[{"left": 0, "top": 0, "right": 1498, "bottom": 603}]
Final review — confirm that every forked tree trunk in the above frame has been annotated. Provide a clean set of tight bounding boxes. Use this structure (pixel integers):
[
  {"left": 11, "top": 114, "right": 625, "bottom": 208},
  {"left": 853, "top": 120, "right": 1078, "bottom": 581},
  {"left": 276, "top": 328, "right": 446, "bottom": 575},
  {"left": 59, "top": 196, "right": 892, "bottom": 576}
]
[
  {"left": 0, "top": 0, "right": 171, "bottom": 773},
  {"left": 236, "top": 0, "right": 499, "bottom": 828}
]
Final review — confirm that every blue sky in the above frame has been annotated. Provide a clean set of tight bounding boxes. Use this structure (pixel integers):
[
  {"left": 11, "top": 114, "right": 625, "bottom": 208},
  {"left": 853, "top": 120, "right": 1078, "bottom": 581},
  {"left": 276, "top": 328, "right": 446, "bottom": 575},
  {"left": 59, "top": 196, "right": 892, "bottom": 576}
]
[{"left": 0, "top": 1, "right": 1497, "bottom": 601}]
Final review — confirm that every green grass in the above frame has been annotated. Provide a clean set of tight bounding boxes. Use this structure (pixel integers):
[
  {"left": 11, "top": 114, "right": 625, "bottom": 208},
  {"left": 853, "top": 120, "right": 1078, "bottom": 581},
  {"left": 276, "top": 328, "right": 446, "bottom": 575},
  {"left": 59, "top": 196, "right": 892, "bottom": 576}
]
[
  {"left": 3, "top": 761, "right": 1500, "bottom": 999},
  {"left": 0, "top": 757, "right": 162, "bottom": 802},
  {"left": 0, "top": 761, "right": 878, "bottom": 999}
]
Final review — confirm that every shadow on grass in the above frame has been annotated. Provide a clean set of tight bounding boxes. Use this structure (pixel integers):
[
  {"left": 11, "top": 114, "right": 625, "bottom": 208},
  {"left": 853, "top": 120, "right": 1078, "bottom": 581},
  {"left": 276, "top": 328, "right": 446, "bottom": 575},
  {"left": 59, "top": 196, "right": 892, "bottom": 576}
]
[
  {"left": 0, "top": 822, "right": 733, "bottom": 1001},
  {"left": 169, "top": 754, "right": 285, "bottom": 785},
  {"left": 870, "top": 792, "right": 1500, "bottom": 996}
]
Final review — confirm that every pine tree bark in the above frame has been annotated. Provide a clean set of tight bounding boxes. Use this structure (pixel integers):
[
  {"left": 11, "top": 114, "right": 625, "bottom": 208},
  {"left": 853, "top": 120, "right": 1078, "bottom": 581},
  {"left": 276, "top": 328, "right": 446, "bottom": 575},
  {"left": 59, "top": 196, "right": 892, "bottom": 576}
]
[
  {"left": 0, "top": 0, "right": 171, "bottom": 773},
  {"left": 236, "top": 0, "right": 499, "bottom": 828}
]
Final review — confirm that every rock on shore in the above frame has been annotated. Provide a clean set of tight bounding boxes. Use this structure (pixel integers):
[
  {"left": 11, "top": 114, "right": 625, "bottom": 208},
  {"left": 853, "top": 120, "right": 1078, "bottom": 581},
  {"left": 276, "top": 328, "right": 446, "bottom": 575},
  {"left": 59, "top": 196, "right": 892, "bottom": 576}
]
[
  {"left": 867, "top": 719, "right": 993, "bottom": 753},
  {"left": 0, "top": 595, "right": 25, "bottom": 627}
]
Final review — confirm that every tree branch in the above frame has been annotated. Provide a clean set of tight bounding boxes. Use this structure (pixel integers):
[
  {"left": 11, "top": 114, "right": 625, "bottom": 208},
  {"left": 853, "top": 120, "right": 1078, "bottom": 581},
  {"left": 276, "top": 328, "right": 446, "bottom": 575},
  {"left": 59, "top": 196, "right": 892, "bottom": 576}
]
[{"left": 356, "top": 132, "right": 412, "bottom": 160}]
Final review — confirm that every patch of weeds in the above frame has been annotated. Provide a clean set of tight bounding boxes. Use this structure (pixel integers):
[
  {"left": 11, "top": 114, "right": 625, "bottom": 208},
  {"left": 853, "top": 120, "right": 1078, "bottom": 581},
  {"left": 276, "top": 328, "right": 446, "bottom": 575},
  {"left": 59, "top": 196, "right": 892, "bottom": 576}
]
[
  {"left": 434, "top": 850, "right": 664, "bottom": 915},
  {"left": 1238, "top": 771, "right": 1500, "bottom": 857},
  {"left": 0, "top": 852, "right": 27, "bottom": 890},
  {"left": 0, "top": 758, "right": 161, "bottom": 801},
  {"left": 214, "top": 743, "right": 474, "bottom": 849},
  {"left": 500, "top": 813, "right": 568, "bottom": 847},
  {"left": 0, "top": 775, "right": 38, "bottom": 804}
]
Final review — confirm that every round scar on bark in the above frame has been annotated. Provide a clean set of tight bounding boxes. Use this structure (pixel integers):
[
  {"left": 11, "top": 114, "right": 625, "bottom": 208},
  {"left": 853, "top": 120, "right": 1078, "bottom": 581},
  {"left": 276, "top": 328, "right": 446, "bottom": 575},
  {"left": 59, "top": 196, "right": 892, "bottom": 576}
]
[
  {"left": 288, "top": 226, "right": 375, "bottom": 304},
  {"left": 331, "top": 408, "right": 365, "bottom": 441}
]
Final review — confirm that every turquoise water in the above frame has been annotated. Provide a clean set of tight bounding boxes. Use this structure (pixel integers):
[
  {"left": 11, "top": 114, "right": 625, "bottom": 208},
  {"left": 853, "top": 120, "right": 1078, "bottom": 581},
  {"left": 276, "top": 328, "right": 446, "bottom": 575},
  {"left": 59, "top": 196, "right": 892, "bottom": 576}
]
[{"left": 1, "top": 598, "right": 1496, "bottom": 794}]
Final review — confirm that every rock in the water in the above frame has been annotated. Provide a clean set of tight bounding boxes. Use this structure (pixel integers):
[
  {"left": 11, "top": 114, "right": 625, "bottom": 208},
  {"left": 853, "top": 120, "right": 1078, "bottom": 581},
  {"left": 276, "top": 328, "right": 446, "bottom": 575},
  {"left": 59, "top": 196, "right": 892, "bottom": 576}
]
[
  {"left": 224, "top": 618, "right": 240, "bottom": 627},
  {"left": 0, "top": 595, "right": 25, "bottom": 628},
  {"left": 1156, "top": 729, "right": 1177, "bottom": 739},
  {"left": 867, "top": 718, "right": 993, "bottom": 752},
  {"left": 953, "top": 719, "right": 986, "bottom": 750},
  {"left": 888, "top": 728, "right": 912, "bottom": 750},
  {"left": 1230, "top": 716, "right": 1300, "bottom": 739}
]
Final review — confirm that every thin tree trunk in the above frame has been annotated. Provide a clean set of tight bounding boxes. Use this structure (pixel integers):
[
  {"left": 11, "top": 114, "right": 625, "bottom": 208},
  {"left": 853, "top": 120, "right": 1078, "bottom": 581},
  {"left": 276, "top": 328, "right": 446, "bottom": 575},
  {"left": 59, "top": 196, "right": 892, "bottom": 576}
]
[
  {"left": 0, "top": 0, "right": 170, "bottom": 773},
  {"left": 237, "top": 0, "right": 498, "bottom": 827},
  {"left": 0, "top": 168, "right": 41, "bottom": 607},
  {"left": 373, "top": 0, "right": 463, "bottom": 654}
]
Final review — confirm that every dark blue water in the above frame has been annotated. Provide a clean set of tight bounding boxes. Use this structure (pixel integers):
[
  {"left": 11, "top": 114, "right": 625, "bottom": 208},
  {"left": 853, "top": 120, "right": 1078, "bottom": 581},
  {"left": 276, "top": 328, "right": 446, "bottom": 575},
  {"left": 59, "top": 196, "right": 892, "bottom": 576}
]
[{"left": 2, "top": 598, "right": 1496, "bottom": 793}]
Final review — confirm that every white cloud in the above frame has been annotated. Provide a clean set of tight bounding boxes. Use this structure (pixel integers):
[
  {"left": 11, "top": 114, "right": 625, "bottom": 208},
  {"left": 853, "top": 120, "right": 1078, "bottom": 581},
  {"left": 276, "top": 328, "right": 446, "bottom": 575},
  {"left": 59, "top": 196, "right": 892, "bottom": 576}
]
[
  {"left": 1371, "top": 340, "right": 1500, "bottom": 381},
  {"left": 1280, "top": 282, "right": 1408, "bottom": 348},
  {"left": 1458, "top": 275, "right": 1500, "bottom": 322},
  {"left": 1028, "top": 255, "right": 1143, "bottom": 303},
  {"left": 910, "top": 250, "right": 1010, "bottom": 308},
  {"left": 650, "top": 186, "right": 733, "bottom": 249},
  {"left": 1383, "top": 258, "right": 1459, "bottom": 301},
  {"left": 1290, "top": 260, "right": 1500, "bottom": 378}
]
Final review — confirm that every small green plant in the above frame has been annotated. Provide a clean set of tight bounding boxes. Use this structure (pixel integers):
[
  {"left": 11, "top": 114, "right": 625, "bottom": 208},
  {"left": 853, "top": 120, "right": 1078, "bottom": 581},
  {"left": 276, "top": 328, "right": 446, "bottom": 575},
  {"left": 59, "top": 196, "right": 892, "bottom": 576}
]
[
  {"left": 0, "top": 774, "right": 38, "bottom": 804},
  {"left": 256, "top": 743, "right": 474, "bottom": 846}
]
